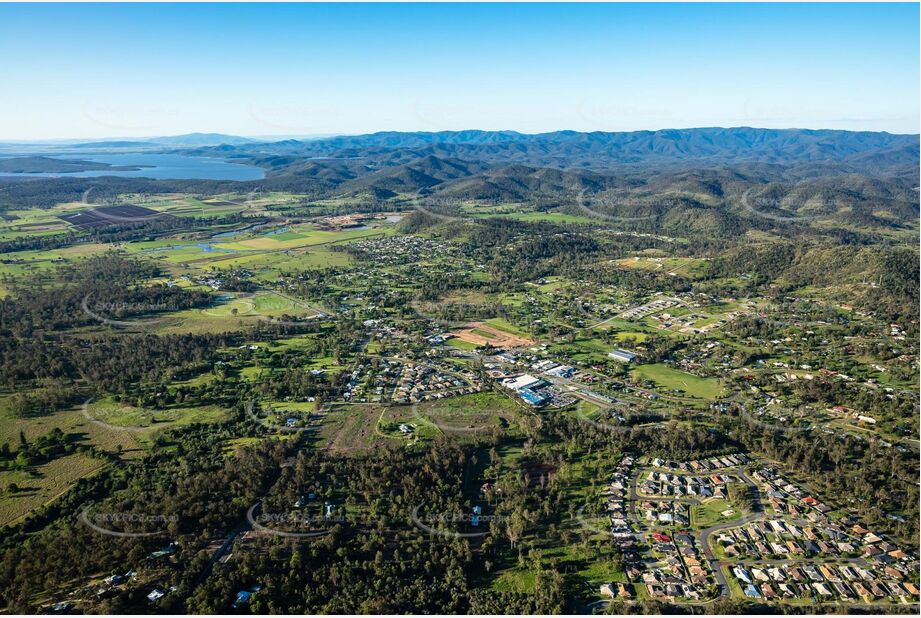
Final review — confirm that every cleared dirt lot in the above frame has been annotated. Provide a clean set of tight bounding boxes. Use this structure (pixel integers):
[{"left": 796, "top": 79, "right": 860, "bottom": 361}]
[{"left": 449, "top": 322, "right": 535, "bottom": 348}]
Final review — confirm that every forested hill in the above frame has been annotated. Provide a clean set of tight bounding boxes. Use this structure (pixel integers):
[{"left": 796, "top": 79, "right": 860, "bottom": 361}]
[{"left": 192, "top": 127, "right": 920, "bottom": 170}]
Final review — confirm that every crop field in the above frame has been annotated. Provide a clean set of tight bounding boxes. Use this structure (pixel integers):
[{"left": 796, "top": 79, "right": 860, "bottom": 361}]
[
  {"left": 0, "top": 242, "right": 116, "bottom": 280},
  {"left": 0, "top": 404, "right": 145, "bottom": 457},
  {"left": 59, "top": 204, "right": 174, "bottom": 230},
  {"left": 0, "top": 207, "right": 72, "bottom": 240},
  {"left": 201, "top": 245, "right": 353, "bottom": 276},
  {"left": 0, "top": 454, "right": 104, "bottom": 526},
  {"left": 123, "top": 221, "right": 389, "bottom": 275}
]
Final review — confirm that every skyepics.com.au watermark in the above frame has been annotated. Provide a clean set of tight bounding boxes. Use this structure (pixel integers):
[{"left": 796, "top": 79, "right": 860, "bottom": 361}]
[
  {"left": 739, "top": 190, "right": 829, "bottom": 223},
  {"left": 245, "top": 400, "right": 324, "bottom": 433},
  {"left": 246, "top": 502, "right": 346, "bottom": 539},
  {"left": 573, "top": 503, "right": 613, "bottom": 536},
  {"left": 80, "top": 508, "right": 177, "bottom": 538},
  {"left": 81, "top": 397, "right": 150, "bottom": 433},
  {"left": 254, "top": 512, "right": 348, "bottom": 526},
  {"left": 575, "top": 190, "right": 658, "bottom": 223},
  {"left": 410, "top": 400, "right": 491, "bottom": 435},
  {"left": 723, "top": 400, "right": 815, "bottom": 436},
  {"left": 406, "top": 196, "right": 472, "bottom": 225},
  {"left": 419, "top": 512, "right": 506, "bottom": 525},
  {"left": 82, "top": 100, "right": 178, "bottom": 133},
  {"left": 81, "top": 294, "right": 178, "bottom": 327},
  {"left": 93, "top": 300, "right": 179, "bottom": 313},
  {"left": 573, "top": 402, "right": 633, "bottom": 434},
  {"left": 246, "top": 100, "right": 334, "bottom": 134},
  {"left": 410, "top": 504, "right": 506, "bottom": 539}
]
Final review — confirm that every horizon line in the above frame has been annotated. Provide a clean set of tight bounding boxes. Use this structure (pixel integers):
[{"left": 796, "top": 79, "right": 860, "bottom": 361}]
[{"left": 3, "top": 125, "right": 920, "bottom": 144}]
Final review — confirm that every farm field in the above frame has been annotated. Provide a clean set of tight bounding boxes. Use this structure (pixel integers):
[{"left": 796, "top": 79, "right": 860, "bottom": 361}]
[
  {"left": 0, "top": 403, "right": 146, "bottom": 455},
  {"left": 0, "top": 454, "right": 103, "bottom": 527}
]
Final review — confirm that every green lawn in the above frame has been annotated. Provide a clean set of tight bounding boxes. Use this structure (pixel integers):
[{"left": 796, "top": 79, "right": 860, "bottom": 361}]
[
  {"left": 446, "top": 337, "right": 479, "bottom": 351},
  {"left": 690, "top": 498, "right": 739, "bottom": 528},
  {"left": 85, "top": 397, "right": 229, "bottom": 435},
  {"left": 483, "top": 317, "right": 531, "bottom": 337},
  {"left": 631, "top": 363, "right": 723, "bottom": 400}
]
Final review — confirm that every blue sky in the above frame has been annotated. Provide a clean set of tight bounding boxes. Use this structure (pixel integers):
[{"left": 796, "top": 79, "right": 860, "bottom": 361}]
[{"left": 0, "top": 2, "right": 917, "bottom": 139}]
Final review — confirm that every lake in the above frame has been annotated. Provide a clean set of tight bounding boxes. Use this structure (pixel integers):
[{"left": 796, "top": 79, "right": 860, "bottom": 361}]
[{"left": 0, "top": 153, "right": 265, "bottom": 181}]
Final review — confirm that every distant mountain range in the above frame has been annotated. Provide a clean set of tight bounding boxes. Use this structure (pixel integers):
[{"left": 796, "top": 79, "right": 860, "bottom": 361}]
[
  {"left": 179, "top": 129, "right": 917, "bottom": 216},
  {"left": 0, "top": 128, "right": 916, "bottom": 237},
  {"left": 3, "top": 128, "right": 917, "bottom": 170},
  {"left": 71, "top": 133, "right": 257, "bottom": 148},
  {"left": 0, "top": 133, "right": 256, "bottom": 151},
  {"left": 192, "top": 127, "right": 919, "bottom": 170}
]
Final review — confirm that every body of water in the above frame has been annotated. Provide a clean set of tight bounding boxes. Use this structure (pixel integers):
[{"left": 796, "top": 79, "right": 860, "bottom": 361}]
[
  {"left": 211, "top": 222, "right": 278, "bottom": 239},
  {"left": 0, "top": 153, "right": 265, "bottom": 181},
  {"left": 143, "top": 243, "right": 240, "bottom": 254}
]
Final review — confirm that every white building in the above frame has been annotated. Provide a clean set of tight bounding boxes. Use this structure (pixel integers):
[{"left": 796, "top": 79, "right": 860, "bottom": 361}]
[
  {"left": 502, "top": 374, "right": 543, "bottom": 391},
  {"left": 608, "top": 349, "right": 637, "bottom": 363}
]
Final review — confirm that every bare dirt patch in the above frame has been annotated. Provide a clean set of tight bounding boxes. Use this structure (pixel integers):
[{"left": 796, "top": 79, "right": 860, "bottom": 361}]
[{"left": 449, "top": 322, "right": 535, "bottom": 348}]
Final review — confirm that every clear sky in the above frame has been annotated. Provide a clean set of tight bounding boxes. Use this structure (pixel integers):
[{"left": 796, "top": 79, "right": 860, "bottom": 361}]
[{"left": 0, "top": 2, "right": 918, "bottom": 140}]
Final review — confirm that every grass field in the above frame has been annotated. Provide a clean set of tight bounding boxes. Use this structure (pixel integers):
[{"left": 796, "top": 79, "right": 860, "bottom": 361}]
[
  {"left": 414, "top": 392, "right": 519, "bottom": 437},
  {"left": 83, "top": 397, "right": 229, "bottom": 438},
  {"left": 483, "top": 317, "right": 531, "bottom": 337},
  {"left": 616, "top": 256, "right": 710, "bottom": 278},
  {"left": 549, "top": 334, "right": 618, "bottom": 363},
  {"left": 478, "top": 210, "right": 601, "bottom": 226},
  {"left": 614, "top": 331, "right": 648, "bottom": 343},
  {"left": 446, "top": 337, "right": 479, "bottom": 351},
  {"left": 200, "top": 295, "right": 257, "bottom": 317},
  {"left": 0, "top": 404, "right": 145, "bottom": 456},
  {"left": 123, "top": 220, "right": 392, "bottom": 275},
  {"left": 0, "top": 454, "right": 104, "bottom": 526},
  {"left": 631, "top": 363, "right": 723, "bottom": 400},
  {"left": 320, "top": 404, "right": 388, "bottom": 454},
  {"left": 149, "top": 291, "right": 323, "bottom": 335},
  {"left": 690, "top": 498, "right": 739, "bottom": 528}
]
